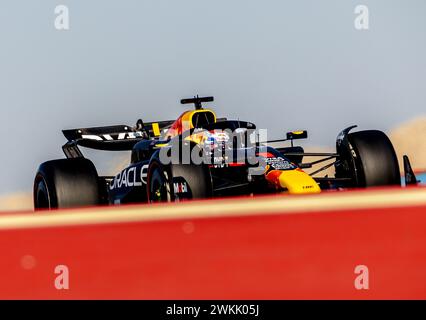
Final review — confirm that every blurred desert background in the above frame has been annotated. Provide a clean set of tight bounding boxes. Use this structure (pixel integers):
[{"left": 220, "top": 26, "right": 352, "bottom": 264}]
[{"left": 1, "top": 116, "right": 425, "bottom": 212}]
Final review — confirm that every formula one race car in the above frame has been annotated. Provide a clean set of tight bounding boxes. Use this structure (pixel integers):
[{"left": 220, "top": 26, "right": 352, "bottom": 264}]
[{"left": 33, "top": 96, "right": 418, "bottom": 209}]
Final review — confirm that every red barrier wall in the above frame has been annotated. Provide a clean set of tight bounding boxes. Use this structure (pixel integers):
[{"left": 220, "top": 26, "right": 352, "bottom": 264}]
[{"left": 0, "top": 202, "right": 425, "bottom": 299}]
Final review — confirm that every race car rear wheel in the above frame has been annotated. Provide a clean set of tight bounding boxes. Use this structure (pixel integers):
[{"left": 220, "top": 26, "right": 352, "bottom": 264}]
[
  {"left": 347, "top": 130, "right": 400, "bottom": 187},
  {"left": 33, "top": 158, "right": 100, "bottom": 210}
]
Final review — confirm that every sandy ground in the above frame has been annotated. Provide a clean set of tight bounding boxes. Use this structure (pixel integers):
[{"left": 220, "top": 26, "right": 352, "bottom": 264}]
[
  {"left": 0, "top": 192, "right": 33, "bottom": 212},
  {"left": 389, "top": 116, "right": 426, "bottom": 171},
  {"left": 1, "top": 117, "right": 426, "bottom": 211}
]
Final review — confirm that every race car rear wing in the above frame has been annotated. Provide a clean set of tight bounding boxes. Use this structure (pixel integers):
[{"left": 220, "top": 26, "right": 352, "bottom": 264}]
[{"left": 62, "top": 120, "right": 176, "bottom": 156}]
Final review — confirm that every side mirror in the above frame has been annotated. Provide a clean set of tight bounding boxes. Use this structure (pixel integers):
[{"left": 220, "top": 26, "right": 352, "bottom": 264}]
[{"left": 286, "top": 130, "right": 308, "bottom": 140}]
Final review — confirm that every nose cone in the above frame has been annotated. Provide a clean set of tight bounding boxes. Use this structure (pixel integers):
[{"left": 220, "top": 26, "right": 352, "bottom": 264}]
[{"left": 266, "top": 169, "right": 321, "bottom": 194}]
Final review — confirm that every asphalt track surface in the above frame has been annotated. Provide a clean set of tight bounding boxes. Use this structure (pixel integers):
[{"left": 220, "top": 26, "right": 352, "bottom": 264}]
[{"left": 0, "top": 186, "right": 425, "bottom": 299}]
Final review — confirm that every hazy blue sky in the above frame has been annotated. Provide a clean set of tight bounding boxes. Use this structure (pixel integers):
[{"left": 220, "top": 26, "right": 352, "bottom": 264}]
[{"left": 1, "top": 0, "right": 426, "bottom": 195}]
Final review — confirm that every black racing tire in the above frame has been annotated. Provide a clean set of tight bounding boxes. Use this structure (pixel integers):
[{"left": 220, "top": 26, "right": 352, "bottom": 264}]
[
  {"left": 147, "top": 159, "right": 212, "bottom": 203},
  {"left": 348, "top": 130, "right": 400, "bottom": 187},
  {"left": 146, "top": 160, "right": 173, "bottom": 203},
  {"left": 33, "top": 158, "right": 100, "bottom": 210}
]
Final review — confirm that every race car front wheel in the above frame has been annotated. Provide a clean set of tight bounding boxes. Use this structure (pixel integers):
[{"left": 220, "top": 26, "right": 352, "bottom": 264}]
[
  {"left": 338, "top": 130, "right": 401, "bottom": 187},
  {"left": 147, "top": 161, "right": 172, "bottom": 203},
  {"left": 33, "top": 158, "right": 100, "bottom": 210},
  {"left": 147, "top": 159, "right": 212, "bottom": 203}
]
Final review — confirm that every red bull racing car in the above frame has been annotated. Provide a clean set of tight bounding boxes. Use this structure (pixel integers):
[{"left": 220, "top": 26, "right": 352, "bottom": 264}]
[{"left": 33, "top": 96, "right": 418, "bottom": 209}]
